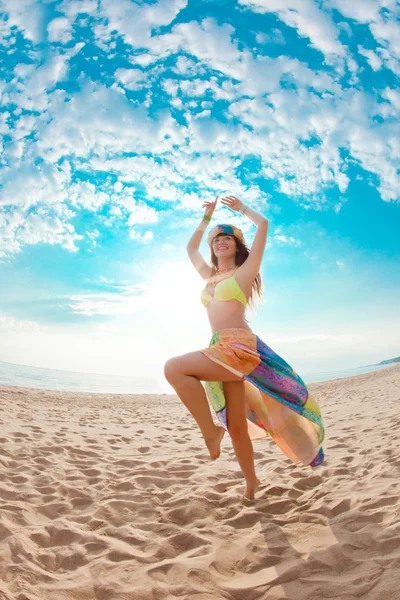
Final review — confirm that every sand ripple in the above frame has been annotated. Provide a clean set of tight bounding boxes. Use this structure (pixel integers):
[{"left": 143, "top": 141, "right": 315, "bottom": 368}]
[{"left": 0, "top": 365, "right": 399, "bottom": 599}]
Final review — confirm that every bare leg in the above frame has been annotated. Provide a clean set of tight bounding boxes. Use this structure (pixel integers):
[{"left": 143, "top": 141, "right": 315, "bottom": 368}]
[
  {"left": 164, "top": 351, "right": 243, "bottom": 460},
  {"left": 166, "top": 372, "right": 224, "bottom": 459},
  {"left": 224, "top": 381, "right": 260, "bottom": 500}
]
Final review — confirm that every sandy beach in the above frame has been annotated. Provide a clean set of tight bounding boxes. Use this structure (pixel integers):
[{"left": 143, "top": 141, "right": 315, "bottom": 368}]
[{"left": 0, "top": 364, "right": 399, "bottom": 600}]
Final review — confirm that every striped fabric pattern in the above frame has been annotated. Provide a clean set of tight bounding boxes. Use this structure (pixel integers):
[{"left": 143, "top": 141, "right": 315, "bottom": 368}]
[{"left": 201, "top": 328, "right": 325, "bottom": 468}]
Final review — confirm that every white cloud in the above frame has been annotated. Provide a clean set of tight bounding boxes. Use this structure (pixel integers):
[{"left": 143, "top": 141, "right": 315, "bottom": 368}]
[
  {"left": 369, "top": 18, "right": 400, "bottom": 75},
  {"left": 69, "top": 181, "right": 109, "bottom": 211},
  {"left": 34, "top": 82, "right": 183, "bottom": 164},
  {"left": 255, "top": 29, "right": 285, "bottom": 45},
  {"left": 0, "top": 314, "right": 41, "bottom": 333},
  {"left": 180, "top": 78, "right": 214, "bottom": 97},
  {"left": 133, "top": 18, "right": 244, "bottom": 81},
  {"left": 127, "top": 203, "right": 158, "bottom": 226},
  {"left": 21, "top": 209, "right": 80, "bottom": 250},
  {"left": 227, "top": 83, "right": 399, "bottom": 203},
  {"left": 67, "top": 285, "right": 147, "bottom": 316},
  {"left": 172, "top": 55, "right": 205, "bottom": 76},
  {"left": 97, "top": 0, "right": 188, "bottom": 48},
  {"left": 99, "top": 275, "right": 114, "bottom": 284},
  {"left": 238, "top": 0, "right": 345, "bottom": 62},
  {"left": 5, "top": 44, "right": 85, "bottom": 112},
  {"left": 87, "top": 229, "right": 100, "bottom": 246},
  {"left": 47, "top": 16, "right": 73, "bottom": 44},
  {"left": 0, "top": 0, "right": 398, "bottom": 265},
  {"left": 0, "top": 0, "right": 44, "bottom": 44},
  {"left": 129, "top": 229, "right": 154, "bottom": 243},
  {"left": 59, "top": 0, "right": 98, "bottom": 19},
  {"left": 164, "top": 19, "right": 242, "bottom": 79},
  {"left": 383, "top": 87, "right": 400, "bottom": 110},
  {"left": 273, "top": 234, "right": 302, "bottom": 247},
  {"left": 327, "top": 0, "right": 381, "bottom": 24},
  {"left": 162, "top": 79, "right": 179, "bottom": 97},
  {"left": 328, "top": 0, "right": 400, "bottom": 76},
  {"left": 114, "top": 67, "right": 149, "bottom": 91},
  {"left": 129, "top": 230, "right": 154, "bottom": 243},
  {"left": 358, "top": 45, "right": 382, "bottom": 70},
  {"left": 0, "top": 112, "right": 11, "bottom": 137},
  {"left": 0, "top": 204, "right": 82, "bottom": 259},
  {"left": 142, "top": 230, "right": 154, "bottom": 242},
  {"left": 226, "top": 90, "right": 350, "bottom": 199},
  {"left": 229, "top": 97, "right": 274, "bottom": 129},
  {"left": 0, "top": 159, "right": 71, "bottom": 208}
]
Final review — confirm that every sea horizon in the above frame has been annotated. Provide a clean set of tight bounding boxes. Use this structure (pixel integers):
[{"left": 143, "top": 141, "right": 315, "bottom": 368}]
[{"left": 0, "top": 358, "right": 396, "bottom": 396}]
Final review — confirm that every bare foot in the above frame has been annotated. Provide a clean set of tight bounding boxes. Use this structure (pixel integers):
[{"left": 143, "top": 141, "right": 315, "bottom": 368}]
[
  {"left": 243, "top": 477, "right": 261, "bottom": 501},
  {"left": 205, "top": 426, "right": 225, "bottom": 460}
]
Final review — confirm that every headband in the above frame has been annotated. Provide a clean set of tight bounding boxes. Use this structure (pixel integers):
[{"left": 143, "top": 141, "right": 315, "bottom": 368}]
[{"left": 207, "top": 224, "right": 245, "bottom": 246}]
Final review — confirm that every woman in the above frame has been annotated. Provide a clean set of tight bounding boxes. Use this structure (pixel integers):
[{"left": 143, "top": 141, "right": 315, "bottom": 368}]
[{"left": 164, "top": 195, "right": 324, "bottom": 500}]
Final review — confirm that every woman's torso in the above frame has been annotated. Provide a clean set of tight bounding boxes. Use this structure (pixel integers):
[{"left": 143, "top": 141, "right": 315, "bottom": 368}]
[{"left": 201, "top": 267, "right": 254, "bottom": 334}]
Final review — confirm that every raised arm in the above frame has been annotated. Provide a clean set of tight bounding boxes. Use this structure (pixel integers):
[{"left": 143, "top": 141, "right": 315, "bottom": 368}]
[
  {"left": 220, "top": 195, "right": 269, "bottom": 279},
  {"left": 186, "top": 196, "right": 218, "bottom": 280}
]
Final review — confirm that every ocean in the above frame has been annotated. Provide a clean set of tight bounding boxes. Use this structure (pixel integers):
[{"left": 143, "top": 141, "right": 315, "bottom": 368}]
[{"left": 0, "top": 359, "right": 396, "bottom": 395}]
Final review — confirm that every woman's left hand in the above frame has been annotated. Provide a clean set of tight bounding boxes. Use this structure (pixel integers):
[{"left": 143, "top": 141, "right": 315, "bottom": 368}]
[{"left": 220, "top": 195, "right": 244, "bottom": 213}]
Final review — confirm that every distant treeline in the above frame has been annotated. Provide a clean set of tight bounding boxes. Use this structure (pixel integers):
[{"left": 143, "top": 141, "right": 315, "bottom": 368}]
[{"left": 379, "top": 356, "right": 400, "bottom": 365}]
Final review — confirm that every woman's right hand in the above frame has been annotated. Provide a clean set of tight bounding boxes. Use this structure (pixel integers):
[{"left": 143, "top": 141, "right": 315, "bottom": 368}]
[{"left": 202, "top": 195, "right": 218, "bottom": 218}]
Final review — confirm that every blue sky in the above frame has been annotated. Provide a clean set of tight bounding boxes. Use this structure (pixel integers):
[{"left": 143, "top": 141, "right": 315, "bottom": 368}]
[{"left": 0, "top": 0, "right": 399, "bottom": 391}]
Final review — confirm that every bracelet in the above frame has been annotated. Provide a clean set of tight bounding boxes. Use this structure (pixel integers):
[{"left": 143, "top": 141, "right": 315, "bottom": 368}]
[
  {"left": 203, "top": 214, "right": 212, "bottom": 221},
  {"left": 239, "top": 204, "right": 247, "bottom": 215}
]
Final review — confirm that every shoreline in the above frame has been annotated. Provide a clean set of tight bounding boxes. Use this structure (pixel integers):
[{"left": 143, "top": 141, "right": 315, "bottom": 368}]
[{"left": 1, "top": 361, "right": 399, "bottom": 397}]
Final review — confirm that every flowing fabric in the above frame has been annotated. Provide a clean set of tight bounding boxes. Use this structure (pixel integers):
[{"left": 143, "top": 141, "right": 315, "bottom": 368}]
[{"left": 200, "top": 328, "right": 325, "bottom": 467}]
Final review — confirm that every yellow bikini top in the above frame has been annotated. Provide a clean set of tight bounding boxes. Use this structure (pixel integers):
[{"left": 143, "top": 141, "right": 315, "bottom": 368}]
[{"left": 200, "top": 271, "right": 247, "bottom": 308}]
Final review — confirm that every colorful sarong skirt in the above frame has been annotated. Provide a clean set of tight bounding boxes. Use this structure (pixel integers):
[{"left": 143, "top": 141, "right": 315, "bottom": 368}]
[{"left": 200, "top": 328, "right": 325, "bottom": 467}]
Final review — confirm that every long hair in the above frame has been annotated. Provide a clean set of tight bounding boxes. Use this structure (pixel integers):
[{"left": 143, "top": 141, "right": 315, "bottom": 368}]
[{"left": 210, "top": 233, "right": 263, "bottom": 312}]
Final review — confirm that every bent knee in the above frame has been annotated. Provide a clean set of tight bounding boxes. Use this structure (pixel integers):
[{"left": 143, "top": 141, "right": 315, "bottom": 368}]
[{"left": 164, "top": 357, "right": 181, "bottom": 383}]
